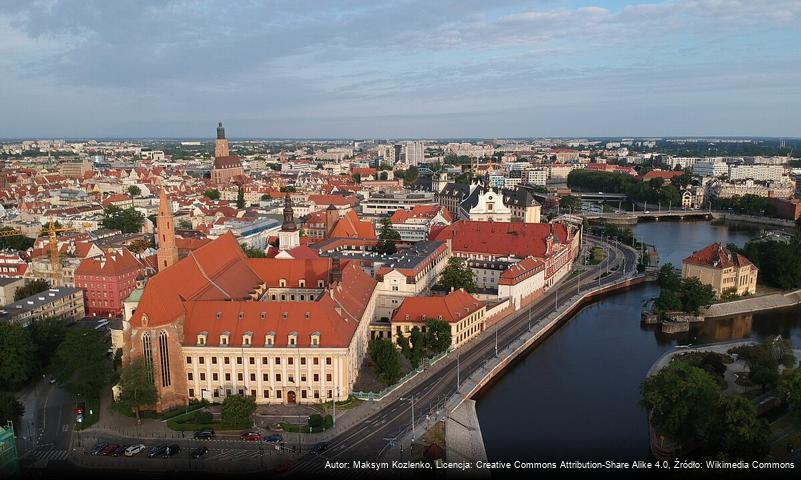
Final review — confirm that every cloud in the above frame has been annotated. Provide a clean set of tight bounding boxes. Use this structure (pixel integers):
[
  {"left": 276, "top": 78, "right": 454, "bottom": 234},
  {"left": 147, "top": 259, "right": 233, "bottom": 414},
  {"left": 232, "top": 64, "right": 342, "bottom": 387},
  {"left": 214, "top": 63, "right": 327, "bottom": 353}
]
[{"left": 0, "top": 0, "right": 799, "bottom": 137}]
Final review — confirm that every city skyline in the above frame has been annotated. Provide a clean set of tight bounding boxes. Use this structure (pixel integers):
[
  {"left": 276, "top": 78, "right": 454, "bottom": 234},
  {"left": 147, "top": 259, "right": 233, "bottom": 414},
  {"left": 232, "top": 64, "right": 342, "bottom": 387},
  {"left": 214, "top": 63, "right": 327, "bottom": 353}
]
[{"left": 2, "top": 0, "right": 800, "bottom": 138}]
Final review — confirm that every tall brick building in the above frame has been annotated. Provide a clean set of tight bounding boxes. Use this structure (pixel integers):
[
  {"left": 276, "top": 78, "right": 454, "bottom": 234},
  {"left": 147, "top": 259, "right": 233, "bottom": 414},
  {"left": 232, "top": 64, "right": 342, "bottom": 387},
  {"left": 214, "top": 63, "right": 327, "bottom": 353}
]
[
  {"left": 75, "top": 248, "right": 144, "bottom": 317},
  {"left": 211, "top": 122, "right": 243, "bottom": 183}
]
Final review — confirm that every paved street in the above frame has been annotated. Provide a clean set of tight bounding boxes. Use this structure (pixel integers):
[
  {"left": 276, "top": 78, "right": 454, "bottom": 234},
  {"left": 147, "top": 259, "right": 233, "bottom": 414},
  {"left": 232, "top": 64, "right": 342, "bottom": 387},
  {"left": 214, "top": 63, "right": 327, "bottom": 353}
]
[
  {"left": 287, "top": 235, "right": 639, "bottom": 476},
  {"left": 16, "top": 376, "right": 76, "bottom": 469}
]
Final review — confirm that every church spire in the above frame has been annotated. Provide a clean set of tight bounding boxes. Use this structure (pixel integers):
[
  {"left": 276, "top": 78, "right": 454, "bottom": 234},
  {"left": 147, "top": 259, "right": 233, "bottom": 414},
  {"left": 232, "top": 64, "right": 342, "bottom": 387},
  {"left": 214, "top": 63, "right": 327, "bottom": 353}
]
[
  {"left": 156, "top": 188, "right": 178, "bottom": 271},
  {"left": 281, "top": 192, "right": 297, "bottom": 232}
]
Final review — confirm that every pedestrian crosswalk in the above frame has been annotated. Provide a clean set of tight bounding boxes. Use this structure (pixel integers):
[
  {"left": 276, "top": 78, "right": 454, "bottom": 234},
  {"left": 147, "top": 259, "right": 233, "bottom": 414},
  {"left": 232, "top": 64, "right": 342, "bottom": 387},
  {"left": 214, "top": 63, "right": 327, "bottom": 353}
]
[{"left": 27, "top": 448, "right": 70, "bottom": 467}]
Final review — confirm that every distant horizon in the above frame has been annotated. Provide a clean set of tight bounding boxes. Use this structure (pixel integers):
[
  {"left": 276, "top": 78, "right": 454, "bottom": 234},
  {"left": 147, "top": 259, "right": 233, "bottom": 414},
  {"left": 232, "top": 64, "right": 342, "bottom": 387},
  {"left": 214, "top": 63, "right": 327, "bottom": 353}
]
[{"left": 2, "top": 135, "right": 800, "bottom": 143}]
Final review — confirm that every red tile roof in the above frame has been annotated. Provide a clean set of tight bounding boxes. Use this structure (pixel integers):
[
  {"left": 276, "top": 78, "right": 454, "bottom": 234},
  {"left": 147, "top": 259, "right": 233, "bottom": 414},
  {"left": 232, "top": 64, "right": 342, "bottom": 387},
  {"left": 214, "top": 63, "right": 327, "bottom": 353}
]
[
  {"left": 683, "top": 243, "right": 755, "bottom": 270},
  {"left": 329, "top": 210, "right": 376, "bottom": 239},
  {"left": 246, "top": 258, "right": 332, "bottom": 288},
  {"left": 431, "top": 221, "right": 568, "bottom": 258},
  {"left": 498, "top": 257, "right": 546, "bottom": 285},
  {"left": 390, "top": 205, "right": 452, "bottom": 224},
  {"left": 75, "top": 248, "right": 142, "bottom": 276},
  {"left": 641, "top": 170, "right": 684, "bottom": 181},
  {"left": 391, "top": 290, "right": 484, "bottom": 324},
  {"left": 308, "top": 194, "right": 358, "bottom": 207},
  {"left": 213, "top": 156, "right": 242, "bottom": 169}
]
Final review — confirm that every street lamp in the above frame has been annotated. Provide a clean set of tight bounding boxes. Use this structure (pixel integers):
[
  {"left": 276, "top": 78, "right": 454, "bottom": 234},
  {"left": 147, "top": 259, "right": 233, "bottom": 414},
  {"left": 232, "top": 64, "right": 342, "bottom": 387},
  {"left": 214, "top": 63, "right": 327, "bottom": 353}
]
[{"left": 400, "top": 395, "right": 416, "bottom": 441}]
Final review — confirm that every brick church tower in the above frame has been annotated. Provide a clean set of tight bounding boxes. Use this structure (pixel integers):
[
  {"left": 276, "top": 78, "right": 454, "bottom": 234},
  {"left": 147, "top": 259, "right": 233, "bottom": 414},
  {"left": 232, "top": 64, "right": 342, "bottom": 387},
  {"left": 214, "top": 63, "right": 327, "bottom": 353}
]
[
  {"left": 156, "top": 189, "right": 179, "bottom": 271},
  {"left": 215, "top": 121, "right": 229, "bottom": 157}
]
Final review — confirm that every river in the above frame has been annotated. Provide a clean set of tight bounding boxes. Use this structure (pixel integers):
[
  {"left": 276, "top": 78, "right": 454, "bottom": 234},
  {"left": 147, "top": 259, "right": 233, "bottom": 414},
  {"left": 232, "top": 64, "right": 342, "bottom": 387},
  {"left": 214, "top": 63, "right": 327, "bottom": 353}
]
[{"left": 475, "top": 219, "right": 801, "bottom": 461}]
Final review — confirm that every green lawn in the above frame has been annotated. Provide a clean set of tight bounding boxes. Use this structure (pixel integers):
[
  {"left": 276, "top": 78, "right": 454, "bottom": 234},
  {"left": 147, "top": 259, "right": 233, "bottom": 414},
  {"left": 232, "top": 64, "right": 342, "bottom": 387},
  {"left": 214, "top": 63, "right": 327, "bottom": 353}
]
[
  {"left": 589, "top": 247, "right": 606, "bottom": 265},
  {"left": 76, "top": 396, "right": 100, "bottom": 431}
]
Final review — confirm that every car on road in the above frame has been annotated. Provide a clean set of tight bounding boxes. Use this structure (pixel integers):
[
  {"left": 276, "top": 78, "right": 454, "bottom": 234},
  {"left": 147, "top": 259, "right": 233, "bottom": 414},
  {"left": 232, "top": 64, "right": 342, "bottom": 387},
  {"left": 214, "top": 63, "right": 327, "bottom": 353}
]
[
  {"left": 191, "top": 446, "right": 208, "bottom": 459},
  {"left": 111, "top": 444, "right": 128, "bottom": 457},
  {"left": 90, "top": 442, "right": 108, "bottom": 456},
  {"left": 148, "top": 445, "right": 168, "bottom": 458},
  {"left": 264, "top": 434, "right": 282, "bottom": 444},
  {"left": 162, "top": 444, "right": 181, "bottom": 458},
  {"left": 124, "top": 444, "right": 146, "bottom": 457},
  {"left": 193, "top": 428, "right": 215, "bottom": 439},
  {"left": 100, "top": 444, "right": 119, "bottom": 456},
  {"left": 310, "top": 442, "right": 329, "bottom": 455},
  {"left": 240, "top": 432, "right": 262, "bottom": 441}
]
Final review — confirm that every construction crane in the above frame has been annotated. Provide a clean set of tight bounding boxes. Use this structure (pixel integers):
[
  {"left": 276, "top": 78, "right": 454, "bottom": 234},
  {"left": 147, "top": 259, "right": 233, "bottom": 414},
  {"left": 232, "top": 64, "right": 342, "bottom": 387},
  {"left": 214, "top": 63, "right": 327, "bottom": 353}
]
[{"left": 0, "top": 219, "right": 93, "bottom": 287}]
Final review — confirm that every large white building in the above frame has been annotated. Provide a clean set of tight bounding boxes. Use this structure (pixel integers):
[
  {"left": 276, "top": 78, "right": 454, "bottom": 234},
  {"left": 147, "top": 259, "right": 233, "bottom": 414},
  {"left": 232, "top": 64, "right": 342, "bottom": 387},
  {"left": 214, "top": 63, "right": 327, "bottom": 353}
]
[
  {"left": 404, "top": 141, "right": 425, "bottom": 166},
  {"left": 693, "top": 160, "right": 728, "bottom": 178},
  {"left": 728, "top": 164, "right": 785, "bottom": 183}
]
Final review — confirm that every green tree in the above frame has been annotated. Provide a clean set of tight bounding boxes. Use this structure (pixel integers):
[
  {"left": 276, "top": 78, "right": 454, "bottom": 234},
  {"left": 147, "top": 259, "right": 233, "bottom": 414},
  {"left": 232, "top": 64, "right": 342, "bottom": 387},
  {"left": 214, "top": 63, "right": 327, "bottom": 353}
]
[
  {"left": 30, "top": 317, "right": 68, "bottom": 371},
  {"left": 404, "top": 166, "right": 419, "bottom": 185},
  {"left": 127, "top": 185, "right": 141, "bottom": 197},
  {"left": 117, "top": 357, "right": 157, "bottom": 424},
  {"left": 424, "top": 319, "right": 452, "bottom": 354},
  {"left": 396, "top": 332, "right": 411, "bottom": 359},
  {"left": 240, "top": 243, "right": 266, "bottom": 258},
  {"left": 352, "top": 173, "right": 362, "bottom": 184},
  {"left": 220, "top": 394, "right": 256, "bottom": 428},
  {"left": 705, "top": 395, "right": 770, "bottom": 459},
  {"left": 641, "top": 360, "right": 721, "bottom": 442},
  {"left": 778, "top": 367, "right": 801, "bottom": 412},
  {"left": 408, "top": 327, "right": 426, "bottom": 368},
  {"left": 51, "top": 328, "right": 112, "bottom": 398},
  {"left": 0, "top": 392, "right": 24, "bottom": 430},
  {"left": 0, "top": 227, "right": 35, "bottom": 251},
  {"left": 679, "top": 277, "right": 716, "bottom": 313},
  {"left": 177, "top": 219, "right": 193, "bottom": 229},
  {"left": 376, "top": 218, "right": 401, "bottom": 255},
  {"left": 203, "top": 189, "right": 221, "bottom": 200},
  {"left": 559, "top": 195, "right": 581, "bottom": 213},
  {"left": 101, "top": 206, "right": 145, "bottom": 233},
  {"left": 14, "top": 278, "right": 51, "bottom": 301},
  {"left": 280, "top": 186, "right": 296, "bottom": 193},
  {"left": 379, "top": 171, "right": 388, "bottom": 181},
  {"left": 236, "top": 186, "right": 245, "bottom": 209},
  {"left": 439, "top": 257, "right": 476, "bottom": 293},
  {"left": 0, "top": 323, "right": 37, "bottom": 389},
  {"left": 368, "top": 338, "right": 403, "bottom": 385}
]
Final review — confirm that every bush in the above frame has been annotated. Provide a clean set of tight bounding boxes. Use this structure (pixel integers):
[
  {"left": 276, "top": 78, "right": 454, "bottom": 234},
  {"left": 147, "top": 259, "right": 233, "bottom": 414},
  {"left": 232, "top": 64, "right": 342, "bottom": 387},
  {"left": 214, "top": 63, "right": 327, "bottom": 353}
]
[{"left": 308, "top": 414, "right": 323, "bottom": 428}]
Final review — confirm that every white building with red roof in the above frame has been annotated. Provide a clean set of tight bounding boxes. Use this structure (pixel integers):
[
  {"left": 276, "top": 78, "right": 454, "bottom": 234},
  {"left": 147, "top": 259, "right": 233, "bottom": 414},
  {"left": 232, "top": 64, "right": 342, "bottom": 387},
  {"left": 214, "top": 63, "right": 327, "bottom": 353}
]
[
  {"left": 390, "top": 289, "right": 486, "bottom": 349},
  {"left": 681, "top": 243, "right": 758, "bottom": 297}
]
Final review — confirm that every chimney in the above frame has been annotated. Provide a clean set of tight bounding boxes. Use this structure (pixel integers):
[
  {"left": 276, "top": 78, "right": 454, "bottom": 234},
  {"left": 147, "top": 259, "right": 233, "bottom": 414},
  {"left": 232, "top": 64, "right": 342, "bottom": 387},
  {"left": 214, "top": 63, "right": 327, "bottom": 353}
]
[{"left": 331, "top": 256, "right": 342, "bottom": 284}]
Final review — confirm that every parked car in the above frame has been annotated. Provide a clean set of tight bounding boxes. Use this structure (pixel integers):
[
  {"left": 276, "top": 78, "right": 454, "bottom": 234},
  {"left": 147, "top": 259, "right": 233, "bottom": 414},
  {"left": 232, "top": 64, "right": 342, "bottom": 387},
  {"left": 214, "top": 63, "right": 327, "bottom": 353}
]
[
  {"left": 310, "top": 442, "right": 329, "bottom": 455},
  {"left": 90, "top": 442, "right": 108, "bottom": 456},
  {"left": 162, "top": 444, "right": 181, "bottom": 458},
  {"left": 264, "top": 434, "right": 283, "bottom": 444},
  {"left": 148, "top": 445, "right": 167, "bottom": 458},
  {"left": 111, "top": 444, "right": 128, "bottom": 457},
  {"left": 100, "top": 444, "right": 119, "bottom": 456},
  {"left": 191, "top": 446, "right": 208, "bottom": 459},
  {"left": 193, "top": 428, "right": 215, "bottom": 439},
  {"left": 124, "top": 444, "right": 146, "bottom": 457},
  {"left": 240, "top": 432, "right": 262, "bottom": 441}
]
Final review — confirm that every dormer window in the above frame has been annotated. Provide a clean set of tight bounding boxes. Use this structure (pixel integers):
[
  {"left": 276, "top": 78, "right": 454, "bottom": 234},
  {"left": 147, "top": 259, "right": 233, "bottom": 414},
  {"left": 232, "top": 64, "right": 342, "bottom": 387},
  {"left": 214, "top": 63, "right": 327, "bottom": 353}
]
[
  {"left": 288, "top": 331, "right": 297, "bottom": 347},
  {"left": 265, "top": 331, "right": 275, "bottom": 347},
  {"left": 243, "top": 331, "right": 253, "bottom": 346},
  {"left": 279, "top": 279, "right": 287, "bottom": 287},
  {"left": 216, "top": 311, "right": 222, "bottom": 320},
  {"left": 197, "top": 332, "right": 208, "bottom": 346},
  {"left": 260, "top": 312, "right": 266, "bottom": 320},
  {"left": 238, "top": 311, "right": 244, "bottom": 320},
  {"left": 220, "top": 331, "right": 230, "bottom": 346},
  {"left": 317, "top": 280, "right": 325, "bottom": 288},
  {"left": 311, "top": 332, "right": 320, "bottom": 347},
  {"left": 299, "top": 279, "right": 305, "bottom": 288}
]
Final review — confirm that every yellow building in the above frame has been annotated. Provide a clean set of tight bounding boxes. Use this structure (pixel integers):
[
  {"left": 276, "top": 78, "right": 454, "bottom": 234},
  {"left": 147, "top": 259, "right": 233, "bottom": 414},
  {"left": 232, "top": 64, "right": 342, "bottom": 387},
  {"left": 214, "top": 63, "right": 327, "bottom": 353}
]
[{"left": 681, "top": 243, "right": 758, "bottom": 297}]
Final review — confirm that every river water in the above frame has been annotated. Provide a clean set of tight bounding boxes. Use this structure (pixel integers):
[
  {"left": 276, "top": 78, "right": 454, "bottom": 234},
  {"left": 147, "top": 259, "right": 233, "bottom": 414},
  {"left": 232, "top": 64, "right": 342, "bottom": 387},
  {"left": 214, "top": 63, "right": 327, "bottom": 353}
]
[{"left": 475, "top": 219, "right": 801, "bottom": 461}]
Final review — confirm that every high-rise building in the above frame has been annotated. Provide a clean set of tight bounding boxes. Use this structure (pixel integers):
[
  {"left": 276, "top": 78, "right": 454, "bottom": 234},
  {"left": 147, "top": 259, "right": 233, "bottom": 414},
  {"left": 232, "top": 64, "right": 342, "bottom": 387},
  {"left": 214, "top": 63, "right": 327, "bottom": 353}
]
[
  {"left": 156, "top": 189, "right": 179, "bottom": 271},
  {"left": 404, "top": 141, "right": 425, "bottom": 166}
]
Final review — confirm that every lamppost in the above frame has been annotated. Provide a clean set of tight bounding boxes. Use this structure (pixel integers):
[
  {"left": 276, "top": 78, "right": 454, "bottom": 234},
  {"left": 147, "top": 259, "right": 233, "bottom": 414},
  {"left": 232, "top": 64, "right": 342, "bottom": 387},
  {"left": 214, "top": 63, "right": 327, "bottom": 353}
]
[{"left": 400, "top": 395, "right": 416, "bottom": 441}]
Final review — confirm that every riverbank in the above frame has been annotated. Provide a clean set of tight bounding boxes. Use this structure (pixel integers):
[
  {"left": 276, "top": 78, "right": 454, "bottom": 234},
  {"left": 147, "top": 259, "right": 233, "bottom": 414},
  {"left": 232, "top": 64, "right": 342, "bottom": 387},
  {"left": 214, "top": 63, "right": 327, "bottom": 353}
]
[{"left": 704, "top": 289, "right": 801, "bottom": 318}]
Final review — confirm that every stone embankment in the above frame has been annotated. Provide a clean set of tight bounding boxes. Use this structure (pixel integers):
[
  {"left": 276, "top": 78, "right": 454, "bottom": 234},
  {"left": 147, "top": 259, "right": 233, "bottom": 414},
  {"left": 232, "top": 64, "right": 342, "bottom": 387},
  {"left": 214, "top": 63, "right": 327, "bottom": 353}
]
[{"left": 703, "top": 289, "right": 801, "bottom": 318}]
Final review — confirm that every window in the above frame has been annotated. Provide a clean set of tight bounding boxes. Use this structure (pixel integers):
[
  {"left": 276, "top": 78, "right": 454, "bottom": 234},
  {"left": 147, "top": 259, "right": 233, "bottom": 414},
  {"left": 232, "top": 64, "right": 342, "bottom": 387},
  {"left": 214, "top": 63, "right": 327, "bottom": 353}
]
[
  {"left": 313, "top": 374, "right": 319, "bottom": 382},
  {"left": 249, "top": 357, "right": 255, "bottom": 365},
  {"left": 213, "top": 373, "right": 218, "bottom": 381},
  {"left": 279, "top": 279, "right": 286, "bottom": 287},
  {"left": 288, "top": 357, "right": 294, "bottom": 365},
  {"left": 326, "top": 373, "right": 332, "bottom": 382},
  {"left": 263, "top": 373, "right": 268, "bottom": 381},
  {"left": 277, "top": 390, "right": 282, "bottom": 399},
  {"left": 225, "top": 373, "right": 231, "bottom": 381},
  {"left": 200, "top": 373, "right": 206, "bottom": 381},
  {"left": 276, "top": 374, "right": 282, "bottom": 382},
  {"left": 301, "top": 390, "right": 307, "bottom": 399},
  {"left": 186, "top": 356, "right": 192, "bottom": 364},
  {"left": 275, "top": 357, "right": 281, "bottom": 365},
  {"left": 142, "top": 332, "right": 154, "bottom": 383},
  {"left": 263, "top": 390, "right": 269, "bottom": 398},
  {"left": 158, "top": 331, "right": 171, "bottom": 388},
  {"left": 187, "top": 372, "right": 193, "bottom": 381},
  {"left": 318, "top": 280, "right": 325, "bottom": 288},
  {"left": 198, "top": 357, "right": 205, "bottom": 365},
  {"left": 299, "top": 280, "right": 305, "bottom": 288},
  {"left": 212, "top": 357, "right": 218, "bottom": 364},
  {"left": 237, "top": 373, "right": 243, "bottom": 381},
  {"left": 300, "top": 357, "right": 306, "bottom": 365},
  {"left": 250, "top": 373, "right": 256, "bottom": 381},
  {"left": 237, "top": 357, "right": 243, "bottom": 365},
  {"left": 326, "top": 357, "right": 332, "bottom": 365},
  {"left": 301, "top": 375, "right": 306, "bottom": 382},
  {"left": 189, "top": 388, "right": 194, "bottom": 397},
  {"left": 224, "top": 357, "right": 230, "bottom": 364}
]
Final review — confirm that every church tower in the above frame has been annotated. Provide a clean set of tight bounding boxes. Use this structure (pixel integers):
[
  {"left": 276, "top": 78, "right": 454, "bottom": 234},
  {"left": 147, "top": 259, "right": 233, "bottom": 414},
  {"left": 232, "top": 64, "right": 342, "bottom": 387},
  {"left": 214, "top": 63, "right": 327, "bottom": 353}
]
[
  {"left": 156, "top": 189, "right": 179, "bottom": 271},
  {"left": 278, "top": 192, "right": 300, "bottom": 251},
  {"left": 215, "top": 121, "right": 229, "bottom": 158}
]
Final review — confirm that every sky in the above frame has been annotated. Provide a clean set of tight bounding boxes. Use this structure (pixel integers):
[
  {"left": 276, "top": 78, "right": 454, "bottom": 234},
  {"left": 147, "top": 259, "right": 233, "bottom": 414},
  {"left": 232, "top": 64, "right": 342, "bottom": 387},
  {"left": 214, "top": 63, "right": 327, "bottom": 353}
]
[{"left": 1, "top": 0, "right": 800, "bottom": 139}]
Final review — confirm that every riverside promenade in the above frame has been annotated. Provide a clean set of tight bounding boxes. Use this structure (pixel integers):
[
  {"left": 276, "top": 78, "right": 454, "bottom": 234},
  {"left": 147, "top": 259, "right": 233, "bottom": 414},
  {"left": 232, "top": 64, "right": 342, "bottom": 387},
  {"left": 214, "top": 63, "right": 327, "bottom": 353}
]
[{"left": 704, "top": 289, "right": 801, "bottom": 318}]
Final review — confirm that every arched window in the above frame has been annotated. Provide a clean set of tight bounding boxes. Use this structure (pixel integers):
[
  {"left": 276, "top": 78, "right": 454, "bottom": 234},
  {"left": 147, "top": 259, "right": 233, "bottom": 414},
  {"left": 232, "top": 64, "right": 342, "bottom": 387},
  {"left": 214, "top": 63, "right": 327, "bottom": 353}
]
[
  {"left": 142, "top": 332, "right": 154, "bottom": 383},
  {"left": 159, "top": 331, "right": 171, "bottom": 388}
]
